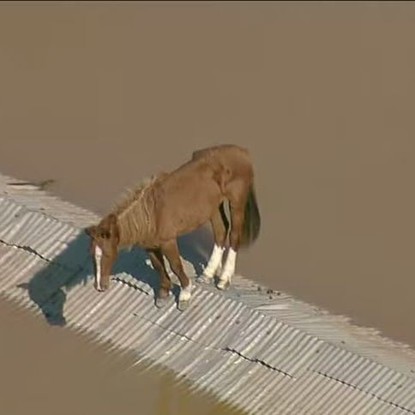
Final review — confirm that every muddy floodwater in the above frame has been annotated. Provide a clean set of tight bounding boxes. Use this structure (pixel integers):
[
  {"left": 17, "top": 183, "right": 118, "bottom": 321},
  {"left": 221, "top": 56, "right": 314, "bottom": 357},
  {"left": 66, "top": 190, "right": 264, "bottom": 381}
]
[
  {"left": 0, "top": 298, "right": 244, "bottom": 415},
  {"left": 1, "top": 2, "right": 415, "bottom": 414}
]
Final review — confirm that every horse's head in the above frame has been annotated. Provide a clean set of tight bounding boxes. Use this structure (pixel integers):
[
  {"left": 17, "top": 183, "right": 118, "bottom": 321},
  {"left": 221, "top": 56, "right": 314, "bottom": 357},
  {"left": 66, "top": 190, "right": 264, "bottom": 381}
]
[{"left": 85, "top": 214, "right": 120, "bottom": 292}]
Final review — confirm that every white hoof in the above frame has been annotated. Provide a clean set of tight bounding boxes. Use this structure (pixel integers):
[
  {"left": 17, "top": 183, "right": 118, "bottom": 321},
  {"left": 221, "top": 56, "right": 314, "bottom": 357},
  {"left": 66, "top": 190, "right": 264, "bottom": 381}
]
[
  {"left": 178, "top": 282, "right": 192, "bottom": 311},
  {"left": 178, "top": 299, "right": 190, "bottom": 311},
  {"left": 217, "top": 279, "right": 230, "bottom": 291},
  {"left": 179, "top": 282, "right": 192, "bottom": 302},
  {"left": 156, "top": 296, "right": 169, "bottom": 308},
  {"left": 197, "top": 274, "right": 213, "bottom": 284},
  {"left": 216, "top": 248, "right": 236, "bottom": 291}
]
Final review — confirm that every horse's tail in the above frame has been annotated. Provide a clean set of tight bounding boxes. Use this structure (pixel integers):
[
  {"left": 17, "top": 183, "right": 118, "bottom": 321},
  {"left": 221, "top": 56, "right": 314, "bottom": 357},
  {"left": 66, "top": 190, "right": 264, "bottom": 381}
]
[{"left": 240, "top": 183, "right": 261, "bottom": 248}]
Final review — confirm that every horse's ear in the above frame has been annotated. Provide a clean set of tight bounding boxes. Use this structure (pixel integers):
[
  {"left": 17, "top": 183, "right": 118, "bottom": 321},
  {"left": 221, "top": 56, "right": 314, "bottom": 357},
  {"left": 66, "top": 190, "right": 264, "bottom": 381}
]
[
  {"left": 96, "top": 214, "right": 119, "bottom": 240},
  {"left": 85, "top": 225, "right": 97, "bottom": 238}
]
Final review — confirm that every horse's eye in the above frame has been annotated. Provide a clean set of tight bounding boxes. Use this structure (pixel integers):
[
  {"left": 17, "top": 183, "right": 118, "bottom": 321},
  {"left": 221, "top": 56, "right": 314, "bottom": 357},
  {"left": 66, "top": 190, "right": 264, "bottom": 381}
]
[{"left": 100, "top": 231, "right": 111, "bottom": 239}]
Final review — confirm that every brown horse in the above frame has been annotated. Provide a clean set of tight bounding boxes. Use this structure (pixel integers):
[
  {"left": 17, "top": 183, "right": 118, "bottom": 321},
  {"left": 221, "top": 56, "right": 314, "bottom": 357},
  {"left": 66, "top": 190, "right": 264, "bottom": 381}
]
[{"left": 85, "top": 144, "right": 260, "bottom": 311}]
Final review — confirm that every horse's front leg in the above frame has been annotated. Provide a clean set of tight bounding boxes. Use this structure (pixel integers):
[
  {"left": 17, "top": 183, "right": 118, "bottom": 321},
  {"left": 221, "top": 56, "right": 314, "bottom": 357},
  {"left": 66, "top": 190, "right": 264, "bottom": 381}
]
[
  {"left": 147, "top": 248, "right": 172, "bottom": 308},
  {"left": 161, "top": 239, "right": 192, "bottom": 311}
]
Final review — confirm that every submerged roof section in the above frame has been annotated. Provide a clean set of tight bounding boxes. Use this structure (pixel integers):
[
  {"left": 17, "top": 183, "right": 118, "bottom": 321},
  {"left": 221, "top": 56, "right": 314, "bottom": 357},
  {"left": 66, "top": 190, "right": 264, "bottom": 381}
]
[{"left": 0, "top": 172, "right": 415, "bottom": 415}]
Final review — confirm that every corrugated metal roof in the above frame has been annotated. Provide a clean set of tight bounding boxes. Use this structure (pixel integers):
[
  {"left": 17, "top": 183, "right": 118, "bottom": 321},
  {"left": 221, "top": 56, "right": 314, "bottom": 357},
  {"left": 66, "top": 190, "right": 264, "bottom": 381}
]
[{"left": 1, "top": 172, "right": 415, "bottom": 415}]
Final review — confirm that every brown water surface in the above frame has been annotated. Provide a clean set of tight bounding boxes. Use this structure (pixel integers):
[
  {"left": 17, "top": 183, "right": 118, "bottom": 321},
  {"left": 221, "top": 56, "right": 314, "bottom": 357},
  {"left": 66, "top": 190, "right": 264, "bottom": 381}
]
[{"left": 0, "top": 297, "right": 242, "bottom": 415}]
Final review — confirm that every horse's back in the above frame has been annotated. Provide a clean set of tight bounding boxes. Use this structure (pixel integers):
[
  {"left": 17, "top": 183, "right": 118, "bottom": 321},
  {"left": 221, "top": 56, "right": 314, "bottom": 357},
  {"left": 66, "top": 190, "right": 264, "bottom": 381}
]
[
  {"left": 191, "top": 144, "right": 253, "bottom": 178},
  {"left": 192, "top": 144, "right": 250, "bottom": 163}
]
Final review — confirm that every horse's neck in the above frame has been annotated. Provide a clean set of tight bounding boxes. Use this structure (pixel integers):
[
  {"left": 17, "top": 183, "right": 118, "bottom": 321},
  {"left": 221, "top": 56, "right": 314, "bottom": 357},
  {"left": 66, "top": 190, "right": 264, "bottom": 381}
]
[
  {"left": 118, "top": 214, "right": 140, "bottom": 247},
  {"left": 116, "top": 204, "right": 154, "bottom": 249},
  {"left": 118, "top": 225, "right": 132, "bottom": 248}
]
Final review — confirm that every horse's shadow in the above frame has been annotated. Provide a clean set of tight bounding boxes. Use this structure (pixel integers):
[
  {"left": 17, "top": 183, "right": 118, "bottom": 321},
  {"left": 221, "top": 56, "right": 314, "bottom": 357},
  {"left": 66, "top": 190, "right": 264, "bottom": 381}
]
[{"left": 18, "top": 225, "right": 212, "bottom": 326}]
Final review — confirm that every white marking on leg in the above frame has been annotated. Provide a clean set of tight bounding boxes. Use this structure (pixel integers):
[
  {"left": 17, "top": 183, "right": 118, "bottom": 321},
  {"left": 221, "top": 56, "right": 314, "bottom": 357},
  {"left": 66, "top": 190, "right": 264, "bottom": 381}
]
[
  {"left": 94, "top": 246, "right": 103, "bottom": 291},
  {"left": 179, "top": 280, "right": 193, "bottom": 302},
  {"left": 203, "top": 244, "right": 225, "bottom": 279},
  {"left": 218, "top": 248, "right": 237, "bottom": 290}
]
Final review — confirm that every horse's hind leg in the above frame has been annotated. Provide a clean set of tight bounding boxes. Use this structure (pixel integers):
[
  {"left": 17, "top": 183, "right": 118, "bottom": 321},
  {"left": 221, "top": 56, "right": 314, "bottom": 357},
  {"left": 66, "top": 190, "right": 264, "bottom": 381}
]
[
  {"left": 161, "top": 239, "right": 192, "bottom": 311},
  {"left": 147, "top": 248, "right": 172, "bottom": 308},
  {"left": 217, "top": 183, "right": 247, "bottom": 290},
  {"left": 199, "top": 203, "right": 229, "bottom": 284}
]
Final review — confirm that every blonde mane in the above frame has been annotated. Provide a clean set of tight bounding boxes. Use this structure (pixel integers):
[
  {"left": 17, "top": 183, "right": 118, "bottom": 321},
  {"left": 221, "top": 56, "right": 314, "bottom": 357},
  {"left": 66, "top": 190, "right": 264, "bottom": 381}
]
[{"left": 111, "top": 174, "right": 162, "bottom": 247}]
